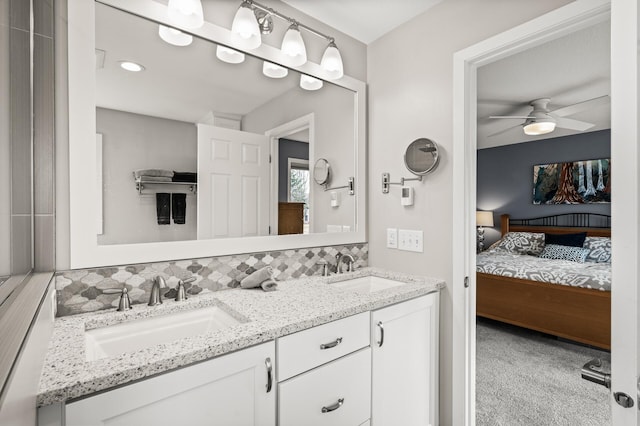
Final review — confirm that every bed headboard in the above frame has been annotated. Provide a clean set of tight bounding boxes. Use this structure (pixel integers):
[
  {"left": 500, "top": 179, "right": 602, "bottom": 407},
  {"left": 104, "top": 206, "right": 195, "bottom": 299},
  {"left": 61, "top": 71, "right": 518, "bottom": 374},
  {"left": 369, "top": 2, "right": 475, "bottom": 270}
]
[{"left": 501, "top": 213, "right": 611, "bottom": 237}]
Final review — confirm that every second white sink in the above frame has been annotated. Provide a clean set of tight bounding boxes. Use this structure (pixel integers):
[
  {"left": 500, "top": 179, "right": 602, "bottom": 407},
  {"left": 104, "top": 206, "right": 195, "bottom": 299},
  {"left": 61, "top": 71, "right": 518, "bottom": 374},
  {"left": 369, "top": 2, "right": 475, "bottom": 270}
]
[
  {"left": 85, "top": 306, "right": 242, "bottom": 361},
  {"left": 332, "top": 276, "right": 406, "bottom": 294}
]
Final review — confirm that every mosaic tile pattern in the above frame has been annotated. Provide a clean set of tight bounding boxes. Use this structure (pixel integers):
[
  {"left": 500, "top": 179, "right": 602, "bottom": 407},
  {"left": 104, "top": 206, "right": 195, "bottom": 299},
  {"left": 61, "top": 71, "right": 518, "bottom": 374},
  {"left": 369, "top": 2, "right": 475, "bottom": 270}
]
[{"left": 55, "top": 244, "right": 368, "bottom": 317}]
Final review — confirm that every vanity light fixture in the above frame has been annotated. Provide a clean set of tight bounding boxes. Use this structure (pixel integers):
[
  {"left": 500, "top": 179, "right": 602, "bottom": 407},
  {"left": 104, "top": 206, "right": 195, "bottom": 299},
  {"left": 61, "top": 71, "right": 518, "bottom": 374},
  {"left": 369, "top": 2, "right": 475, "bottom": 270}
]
[
  {"left": 281, "top": 23, "right": 307, "bottom": 66},
  {"left": 263, "top": 61, "right": 288, "bottom": 78},
  {"left": 167, "top": 0, "right": 204, "bottom": 30},
  {"left": 232, "top": 1, "right": 262, "bottom": 50},
  {"left": 321, "top": 41, "right": 344, "bottom": 80},
  {"left": 158, "top": 25, "right": 193, "bottom": 47},
  {"left": 119, "top": 61, "right": 145, "bottom": 72},
  {"left": 300, "top": 74, "right": 323, "bottom": 91},
  {"left": 216, "top": 45, "right": 245, "bottom": 64}
]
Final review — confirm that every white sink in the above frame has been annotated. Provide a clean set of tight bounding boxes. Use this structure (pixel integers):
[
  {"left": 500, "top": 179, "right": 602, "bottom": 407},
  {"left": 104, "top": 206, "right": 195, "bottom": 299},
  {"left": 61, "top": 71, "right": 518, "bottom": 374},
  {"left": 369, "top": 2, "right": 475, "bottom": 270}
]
[
  {"left": 332, "top": 276, "right": 406, "bottom": 294},
  {"left": 85, "top": 306, "right": 242, "bottom": 361}
]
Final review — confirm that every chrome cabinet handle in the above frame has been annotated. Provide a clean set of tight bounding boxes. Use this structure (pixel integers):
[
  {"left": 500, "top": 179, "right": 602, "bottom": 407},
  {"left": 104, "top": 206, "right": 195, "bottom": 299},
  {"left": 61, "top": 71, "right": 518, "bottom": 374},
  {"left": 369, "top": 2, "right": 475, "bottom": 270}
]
[
  {"left": 321, "top": 398, "right": 344, "bottom": 413},
  {"left": 265, "top": 357, "right": 273, "bottom": 393},
  {"left": 377, "top": 321, "right": 384, "bottom": 347},
  {"left": 320, "top": 337, "right": 343, "bottom": 350}
]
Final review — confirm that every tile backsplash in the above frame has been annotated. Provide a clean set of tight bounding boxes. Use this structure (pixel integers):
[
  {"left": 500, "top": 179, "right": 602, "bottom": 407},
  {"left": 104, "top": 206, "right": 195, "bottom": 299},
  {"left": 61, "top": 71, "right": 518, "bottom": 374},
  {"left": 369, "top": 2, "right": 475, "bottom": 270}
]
[{"left": 55, "top": 244, "right": 368, "bottom": 317}]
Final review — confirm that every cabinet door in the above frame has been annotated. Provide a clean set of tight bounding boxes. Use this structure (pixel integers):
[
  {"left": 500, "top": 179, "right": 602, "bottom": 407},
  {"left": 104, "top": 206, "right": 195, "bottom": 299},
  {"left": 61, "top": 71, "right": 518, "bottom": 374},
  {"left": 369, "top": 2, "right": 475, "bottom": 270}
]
[
  {"left": 371, "top": 294, "right": 439, "bottom": 426},
  {"left": 66, "top": 341, "right": 276, "bottom": 426}
]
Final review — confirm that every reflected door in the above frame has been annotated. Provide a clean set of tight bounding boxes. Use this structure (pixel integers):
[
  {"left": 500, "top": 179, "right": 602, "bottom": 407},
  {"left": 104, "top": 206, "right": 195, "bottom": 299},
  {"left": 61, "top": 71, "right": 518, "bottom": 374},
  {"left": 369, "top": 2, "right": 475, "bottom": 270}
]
[{"left": 197, "top": 125, "right": 270, "bottom": 239}]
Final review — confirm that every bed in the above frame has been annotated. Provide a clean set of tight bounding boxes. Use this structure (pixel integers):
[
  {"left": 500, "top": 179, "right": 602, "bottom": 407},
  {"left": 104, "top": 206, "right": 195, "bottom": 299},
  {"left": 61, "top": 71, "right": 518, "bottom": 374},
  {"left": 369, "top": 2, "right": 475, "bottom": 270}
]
[{"left": 476, "top": 213, "right": 611, "bottom": 350}]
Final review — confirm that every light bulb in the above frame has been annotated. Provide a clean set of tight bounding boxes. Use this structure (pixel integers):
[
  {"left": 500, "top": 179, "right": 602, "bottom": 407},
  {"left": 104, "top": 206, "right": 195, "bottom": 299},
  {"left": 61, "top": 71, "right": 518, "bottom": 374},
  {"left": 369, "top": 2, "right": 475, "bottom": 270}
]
[
  {"left": 281, "top": 24, "right": 307, "bottom": 66},
  {"left": 263, "top": 61, "right": 288, "bottom": 78},
  {"left": 167, "top": 0, "right": 204, "bottom": 29},
  {"left": 158, "top": 25, "right": 193, "bottom": 47},
  {"left": 232, "top": 3, "right": 261, "bottom": 50},
  {"left": 321, "top": 41, "right": 343, "bottom": 80},
  {"left": 300, "top": 74, "right": 323, "bottom": 91},
  {"left": 523, "top": 120, "right": 556, "bottom": 135},
  {"left": 216, "top": 45, "right": 245, "bottom": 64}
]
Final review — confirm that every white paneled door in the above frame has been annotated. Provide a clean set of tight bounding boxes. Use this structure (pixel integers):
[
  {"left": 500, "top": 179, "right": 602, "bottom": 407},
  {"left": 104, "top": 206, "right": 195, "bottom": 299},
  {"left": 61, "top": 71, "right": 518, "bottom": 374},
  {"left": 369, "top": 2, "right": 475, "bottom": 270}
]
[{"left": 197, "top": 124, "right": 270, "bottom": 239}]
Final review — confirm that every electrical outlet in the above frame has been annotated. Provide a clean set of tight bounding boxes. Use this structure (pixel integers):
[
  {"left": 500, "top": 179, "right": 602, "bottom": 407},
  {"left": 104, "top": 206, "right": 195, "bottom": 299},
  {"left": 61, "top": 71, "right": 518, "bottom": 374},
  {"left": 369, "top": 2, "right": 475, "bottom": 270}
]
[
  {"left": 386, "top": 228, "right": 398, "bottom": 249},
  {"left": 398, "top": 229, "right": 424, "bottom": 252}
]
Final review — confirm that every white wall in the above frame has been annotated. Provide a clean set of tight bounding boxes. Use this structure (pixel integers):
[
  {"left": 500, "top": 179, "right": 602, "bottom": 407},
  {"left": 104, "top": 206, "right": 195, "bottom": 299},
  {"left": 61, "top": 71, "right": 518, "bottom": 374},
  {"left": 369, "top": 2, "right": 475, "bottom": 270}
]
[
  {"left": 366, "top": 0, "right": 573, "bottom": 423},
  {"left": 242, "top": 84, "right": 356, "bottom": 234},
  {"left": 96, "top": 108, "right": 197, "bottom": 245},
  {"left": 0, "top": 0, "right": 10, "bottom": 277}
]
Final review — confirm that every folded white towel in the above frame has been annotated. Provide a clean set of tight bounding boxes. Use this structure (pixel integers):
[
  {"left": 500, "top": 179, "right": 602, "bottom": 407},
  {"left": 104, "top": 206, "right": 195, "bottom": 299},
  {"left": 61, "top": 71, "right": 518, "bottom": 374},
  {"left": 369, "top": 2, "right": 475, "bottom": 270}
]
[
  {"left": 134, "top": 169, "right": 174, "bottom": 179},
  {"left": 240, "top": 266, "right": 274, "bottom": 289},
  {"left": 261, "top": 279, "right": 277, "bottom": 292}
]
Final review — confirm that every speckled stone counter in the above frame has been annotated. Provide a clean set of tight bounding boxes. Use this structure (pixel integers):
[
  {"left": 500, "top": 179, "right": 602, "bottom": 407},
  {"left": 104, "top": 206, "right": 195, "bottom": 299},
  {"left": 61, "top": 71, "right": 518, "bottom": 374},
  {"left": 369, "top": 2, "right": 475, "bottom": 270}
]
[{"left": 37, "top": 267, "right": 444, "bottom": 407}]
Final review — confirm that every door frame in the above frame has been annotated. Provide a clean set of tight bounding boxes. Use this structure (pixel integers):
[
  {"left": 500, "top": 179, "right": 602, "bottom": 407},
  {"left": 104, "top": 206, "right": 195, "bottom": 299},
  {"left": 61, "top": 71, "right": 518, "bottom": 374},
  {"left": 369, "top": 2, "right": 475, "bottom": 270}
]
[
  {"left": 451, "top": 1, "right": 627, "bottom": 424},
  {"left": 265, "top": 114, "right": 315, "bottom": 235}
]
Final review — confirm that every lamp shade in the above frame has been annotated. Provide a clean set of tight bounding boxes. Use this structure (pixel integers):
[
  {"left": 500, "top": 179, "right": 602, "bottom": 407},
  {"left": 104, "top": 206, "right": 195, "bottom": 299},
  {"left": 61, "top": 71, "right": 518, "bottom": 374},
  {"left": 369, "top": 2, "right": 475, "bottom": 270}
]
[
  {"left": 158, "top": 25, "right": 193, "bottom": 46},
  {"left": 216, "top": 45, "right": 245, "bottom": 64},
  {"left": 167, "top": 0, "right": 204, "bottom": 29},
  {"left": 321, "top": 42, "right": 344, "bottom": 80},
  {"left": 263, "top": 61, "right": 288, "bottom": 78},
  {"left": 232, "top": 3, "right": 261, "bottom": 50},
  {"left": 523, "top": 120, "right": 556, "bottom": 135},
  {"left": 281, "top": 24, "right": 307, "bottom": 66},
  {"left": 300, "top": 74, "right": 323, "bottom": 91},
  {"left": 476, "top": 211, "right": 494, "bottom": 227}
]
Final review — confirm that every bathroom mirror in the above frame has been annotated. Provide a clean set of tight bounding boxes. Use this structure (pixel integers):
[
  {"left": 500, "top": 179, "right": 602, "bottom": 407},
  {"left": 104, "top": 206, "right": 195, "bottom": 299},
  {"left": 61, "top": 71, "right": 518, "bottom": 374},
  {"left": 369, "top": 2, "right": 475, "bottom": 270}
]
[
  {"left": 67, "top": 0, "right": 366, "bottom": 268},
  {"left": 404, "top": 138, "right": 440, "bottom": 176},
  {"left": 313, "top": 158, "right": 331, "bottom": 186}
]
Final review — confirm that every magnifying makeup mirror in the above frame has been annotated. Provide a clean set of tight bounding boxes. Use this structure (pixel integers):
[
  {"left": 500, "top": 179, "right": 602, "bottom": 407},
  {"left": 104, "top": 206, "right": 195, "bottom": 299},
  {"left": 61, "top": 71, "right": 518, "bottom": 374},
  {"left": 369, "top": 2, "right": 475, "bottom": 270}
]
[
  {"left": 313, "top": 158, "right": 331, "bottom": 186},
  {"left": 404, "top": 138, "right": 440, "bottom": 176}
]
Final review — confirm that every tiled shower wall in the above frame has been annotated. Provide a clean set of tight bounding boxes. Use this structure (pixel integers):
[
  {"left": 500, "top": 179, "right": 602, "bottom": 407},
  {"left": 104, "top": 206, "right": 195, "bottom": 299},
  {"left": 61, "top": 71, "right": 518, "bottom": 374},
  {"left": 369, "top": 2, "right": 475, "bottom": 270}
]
[{"left": 55, "top": 243, "right": 368, "bottom": 317}]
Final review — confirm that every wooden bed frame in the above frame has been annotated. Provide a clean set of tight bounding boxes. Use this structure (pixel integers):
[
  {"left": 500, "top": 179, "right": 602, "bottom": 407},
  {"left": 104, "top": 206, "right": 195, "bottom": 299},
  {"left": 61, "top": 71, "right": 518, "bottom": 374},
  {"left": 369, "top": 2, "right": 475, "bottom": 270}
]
[{"left": 476, "top": 213, "right": 611, "bottom": 350}]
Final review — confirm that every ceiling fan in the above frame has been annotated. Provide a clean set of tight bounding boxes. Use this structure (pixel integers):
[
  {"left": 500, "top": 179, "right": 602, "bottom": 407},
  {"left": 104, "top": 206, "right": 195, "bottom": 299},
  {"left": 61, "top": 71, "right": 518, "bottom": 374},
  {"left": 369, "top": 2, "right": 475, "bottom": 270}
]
[{"left": 487, "top": 95, "right": 609, "bottom": 137}]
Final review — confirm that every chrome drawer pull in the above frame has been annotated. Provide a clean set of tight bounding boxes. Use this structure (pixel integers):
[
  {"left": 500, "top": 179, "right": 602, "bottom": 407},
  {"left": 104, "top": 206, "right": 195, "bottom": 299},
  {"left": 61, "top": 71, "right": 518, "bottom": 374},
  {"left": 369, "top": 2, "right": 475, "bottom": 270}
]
[
  {"left": 265, "top": 357, "right": 273, "bottom": 393},
  {"left": 377, "top": 321, "right": 384, "bottom": 347},
  {"left": 320, "top": 337, "right": 343, "bottom": 350},
  {"left": 321, "top": 398, "right": 344, "bottom": 413}
]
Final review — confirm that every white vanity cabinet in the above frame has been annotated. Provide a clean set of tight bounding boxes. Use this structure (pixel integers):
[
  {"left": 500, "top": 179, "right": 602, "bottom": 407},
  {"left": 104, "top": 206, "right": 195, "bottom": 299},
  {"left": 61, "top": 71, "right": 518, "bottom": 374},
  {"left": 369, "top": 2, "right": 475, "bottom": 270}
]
[
  {"left": 62, "top": 341, "right": 275, "bottom": 426},
  {"left": 371, "top": 293, "right": 439, "bottom": 426}
]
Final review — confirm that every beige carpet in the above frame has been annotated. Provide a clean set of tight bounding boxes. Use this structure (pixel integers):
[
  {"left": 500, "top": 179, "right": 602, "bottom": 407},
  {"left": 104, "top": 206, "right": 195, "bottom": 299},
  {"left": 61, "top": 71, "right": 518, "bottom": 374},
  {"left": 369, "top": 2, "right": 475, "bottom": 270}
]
[{"left": 476, "top": 318, "right": 611, "bottom": 426}]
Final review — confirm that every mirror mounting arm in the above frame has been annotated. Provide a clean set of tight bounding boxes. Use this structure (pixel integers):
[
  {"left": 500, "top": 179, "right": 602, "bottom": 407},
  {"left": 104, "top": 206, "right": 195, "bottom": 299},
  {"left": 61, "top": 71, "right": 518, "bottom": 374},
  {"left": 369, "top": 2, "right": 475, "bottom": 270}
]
[
  {"left": 381, "top": 173, "right": 422, "bottom": 194},
  {"left": 324, "top": 177, "right": 355, "bottom": 196}
]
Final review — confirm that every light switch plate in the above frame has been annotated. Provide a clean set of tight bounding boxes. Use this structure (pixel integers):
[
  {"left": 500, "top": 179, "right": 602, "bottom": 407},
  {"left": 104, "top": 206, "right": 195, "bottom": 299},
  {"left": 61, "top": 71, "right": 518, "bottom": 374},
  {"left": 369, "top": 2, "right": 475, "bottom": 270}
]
[
  {"left": 398, "top": 229, "right": 424, "bottom": 252},
  {"left": 386, "top": 228, "right": 398, "bottom": 249}
]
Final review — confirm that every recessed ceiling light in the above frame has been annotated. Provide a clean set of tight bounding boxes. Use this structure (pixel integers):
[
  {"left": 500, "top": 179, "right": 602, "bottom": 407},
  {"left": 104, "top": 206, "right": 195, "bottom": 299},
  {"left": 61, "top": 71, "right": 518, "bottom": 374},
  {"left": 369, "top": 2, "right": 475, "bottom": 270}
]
[{"left": 119, "top": 61, "right": 145, "bottom": 72}]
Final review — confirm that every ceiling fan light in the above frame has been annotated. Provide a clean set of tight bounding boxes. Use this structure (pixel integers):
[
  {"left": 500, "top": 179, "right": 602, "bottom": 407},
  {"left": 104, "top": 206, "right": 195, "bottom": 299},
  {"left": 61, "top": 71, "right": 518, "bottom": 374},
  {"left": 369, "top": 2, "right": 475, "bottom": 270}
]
[
  {"left": 167, "top": 0, "right": 204, "bottom": 29},
  {"left": 263, "top": 61, "right": 288, "bottom": 78},
  {"left": 300, "top": 74, "right": 323, "bottom": 91},
  {"left": 158, "top": 25, "right": 193, "bottom": 47},
  {"left": 281, "top": 23, "right": 307, "bottom": 66},
  {"left": 216, "top": 45, "right": 245, "bottom": 64},
  {"left": 523, "top": 120, "right": 556, "bottom": 136},
  {"left": 321, "top": 41, "right": 343, "bottom": 80},
  {"left": 232, "top": 3, "right": 261, "bottom": 50}
]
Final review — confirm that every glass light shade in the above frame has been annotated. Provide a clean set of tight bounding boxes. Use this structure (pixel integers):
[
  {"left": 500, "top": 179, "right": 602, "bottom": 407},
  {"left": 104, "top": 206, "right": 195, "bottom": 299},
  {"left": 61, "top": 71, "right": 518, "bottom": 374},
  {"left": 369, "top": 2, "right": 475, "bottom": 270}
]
[
  {"left": 216, "top": 46, "right": 245, "bottom": 64},
  {"left": 523, "top": 120, "right": 556, "bottom": 135},
  {"left": 232, "top": 4, "right": 261, "bottom": 50},
  {"left": 263, "top": 61, "right": 288, "bottom": 78},
  {"left": 476, "top": 211, "right": 494, "bottom": 227},
  {"left": 281, "top": 24, "right": 307, "bottom": 66},
  {"left": 158, "top": 25, "right": 193, "bottom": 47},
  {"left": 119, "top": 61, "right": 145, "bottom": 72},
  {"left": 300, "top": 74, "right": 323, "bottom": 91},
  {"left": 321, "top": 43, "right": 344, "bottom": 80},
  {"left": 167, "top": 0, "right": 204, "bottom": 29}
]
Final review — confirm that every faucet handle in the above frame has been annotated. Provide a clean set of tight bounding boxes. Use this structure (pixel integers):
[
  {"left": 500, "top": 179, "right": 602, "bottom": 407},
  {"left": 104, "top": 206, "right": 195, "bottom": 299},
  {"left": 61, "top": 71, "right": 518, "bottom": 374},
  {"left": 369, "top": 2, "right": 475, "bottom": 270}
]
[
  {"left": 175, "top": 278, "right": 193, "bottom": 302},
  {"left": 317, "top": 260, "right": 330, "bottom": 277},
  {"left": 103, "top": 287, "right": 132, "bottom": 311}
]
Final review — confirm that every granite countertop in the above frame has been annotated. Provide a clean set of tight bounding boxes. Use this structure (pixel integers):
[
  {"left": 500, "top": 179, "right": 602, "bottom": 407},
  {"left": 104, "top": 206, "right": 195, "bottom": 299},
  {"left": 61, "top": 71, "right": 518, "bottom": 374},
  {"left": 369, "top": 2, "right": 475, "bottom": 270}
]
[{"left": 37, "top": 267, "right": 444, "bottom": 407}]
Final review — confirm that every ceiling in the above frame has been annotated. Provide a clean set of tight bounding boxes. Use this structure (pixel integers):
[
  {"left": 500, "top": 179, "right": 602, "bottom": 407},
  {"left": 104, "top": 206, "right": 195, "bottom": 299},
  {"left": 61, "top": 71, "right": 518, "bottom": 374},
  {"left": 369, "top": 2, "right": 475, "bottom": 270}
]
[
  {"left": 281, "top": 0, "right": 443, "bottom": 44},
  {"left": 477, "top": 20, "right": 611, "bottom": 150}
]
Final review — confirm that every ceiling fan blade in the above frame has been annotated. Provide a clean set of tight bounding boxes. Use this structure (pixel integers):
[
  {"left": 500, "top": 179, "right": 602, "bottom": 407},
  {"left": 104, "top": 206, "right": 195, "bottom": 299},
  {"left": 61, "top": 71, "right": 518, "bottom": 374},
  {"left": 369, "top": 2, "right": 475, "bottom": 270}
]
[
  {"left": 487, "top": 123, "right": 522, "bottom": 137},
  {"left": 554, "top": 116, "right": 596, "bottom": 131},
  {"left": 489, "top": 116, "right": 534, "bottom": 119},
  {"left": 551, "top": 95, "right": 610, "bottom": 117}
]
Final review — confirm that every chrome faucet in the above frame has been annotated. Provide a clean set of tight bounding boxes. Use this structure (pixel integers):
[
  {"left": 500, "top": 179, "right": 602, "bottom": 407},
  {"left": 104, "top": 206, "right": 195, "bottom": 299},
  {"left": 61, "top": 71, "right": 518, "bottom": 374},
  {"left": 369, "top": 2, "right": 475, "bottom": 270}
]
[
  {"left": 148, "top": 276, "right": 166, "bottom": 306},
  {"left": 335, "top": 253, "right": 355, "bottom": 274},
  {"left": 175, "top": 277, "right": 196, "bottom": 302}
]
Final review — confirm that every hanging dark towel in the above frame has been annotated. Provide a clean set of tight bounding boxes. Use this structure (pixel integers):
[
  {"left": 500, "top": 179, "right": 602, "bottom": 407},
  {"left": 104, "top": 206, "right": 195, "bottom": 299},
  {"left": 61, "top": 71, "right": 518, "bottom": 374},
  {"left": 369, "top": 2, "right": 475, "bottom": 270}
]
[
  {"left": 156, "top": 193, "right": 171, "bottom": 225},
  {"left": 172, "top": 193, "right": 187, "bottom": 224},
  {"left": 172, "top": 171, "right": 197, "bottom": 183}
]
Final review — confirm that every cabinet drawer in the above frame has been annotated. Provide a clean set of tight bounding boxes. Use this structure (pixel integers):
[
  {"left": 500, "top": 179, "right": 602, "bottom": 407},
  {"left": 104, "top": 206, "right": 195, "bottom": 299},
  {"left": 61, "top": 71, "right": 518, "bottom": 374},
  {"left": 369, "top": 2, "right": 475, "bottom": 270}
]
[
  {"left": 277, "top": 312, "right": 369, "bottom": 381},
  {"left": 278, "top": 348, "right": 371, "bottom": 426}
]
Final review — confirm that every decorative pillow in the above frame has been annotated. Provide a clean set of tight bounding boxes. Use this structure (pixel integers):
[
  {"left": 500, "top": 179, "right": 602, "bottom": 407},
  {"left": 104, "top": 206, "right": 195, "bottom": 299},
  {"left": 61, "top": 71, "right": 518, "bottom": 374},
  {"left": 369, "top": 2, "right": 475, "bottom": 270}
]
[
  {"left": 539, "top": 244, "right": 589, "bottom": 263},
  {"left": 583, "top": 236, "right": 612, "bottom": 263},
  {"left": 545, "top": 232, "right": 587, "bottom": 247},
  {"left": 489, "top": 232, "right": 545, "bottom": 256}
]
